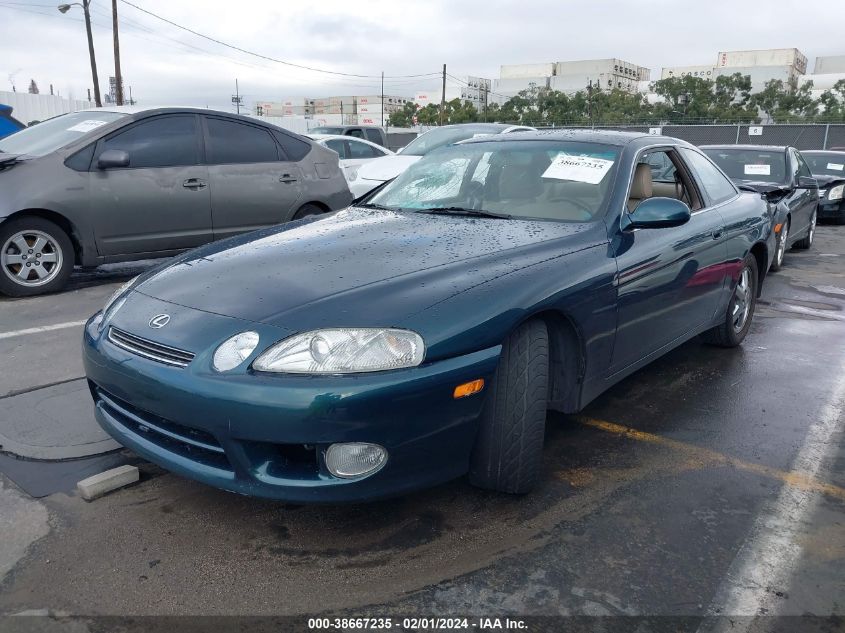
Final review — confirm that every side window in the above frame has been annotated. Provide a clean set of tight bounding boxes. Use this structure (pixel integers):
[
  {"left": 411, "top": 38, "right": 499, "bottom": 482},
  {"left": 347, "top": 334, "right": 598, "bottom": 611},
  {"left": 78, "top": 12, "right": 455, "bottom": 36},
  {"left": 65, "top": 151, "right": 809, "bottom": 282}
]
[
  {"left": 100, "top": 115, "right": 198, "bottom": 168},
  {"left": 644, "top": 151, "right": 676, "bottom": 182},
  {"left": 324, "top": 139, "right": 348, "bottom": 159},
  {"left": 364, "top": 129, "right": 383, "bottom": 145},
  {"left": 346, "top": 128, "right": 364, "bottom": 139},
  {"left": 205, "top": 118, "right": 279, "bottom": 165},
  {"left": 795, "top": 150, "right": 812, "bottom": 178},
  {"left": 680, "top": 148, "right": 738, "bottom": 206},
  {"left": 273, "top": 131, "right": 311, "bottom": 161},
  {"left": 348, "top": 140, "right": 379, "bottom": 159}
]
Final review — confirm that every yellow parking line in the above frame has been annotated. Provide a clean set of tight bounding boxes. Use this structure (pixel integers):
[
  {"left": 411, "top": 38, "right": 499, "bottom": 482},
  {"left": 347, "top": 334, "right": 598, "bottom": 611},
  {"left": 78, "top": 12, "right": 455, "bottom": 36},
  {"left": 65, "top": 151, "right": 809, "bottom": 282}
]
[{"left": 577, "top": 417, "right": 845, "bottom": 502}]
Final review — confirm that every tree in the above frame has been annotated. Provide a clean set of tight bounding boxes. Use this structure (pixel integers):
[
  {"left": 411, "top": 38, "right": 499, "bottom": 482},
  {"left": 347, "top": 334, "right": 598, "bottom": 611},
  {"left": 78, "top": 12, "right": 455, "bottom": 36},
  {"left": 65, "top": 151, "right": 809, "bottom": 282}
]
[
  {"left": 750, "top": 79, "right": 817, "bottom": 122},
  {"left": 27, "top": 79, "right": 39, "bottom": 94},
  {"left": 388, "top": 102, "right": 418, "bottom": 127}
]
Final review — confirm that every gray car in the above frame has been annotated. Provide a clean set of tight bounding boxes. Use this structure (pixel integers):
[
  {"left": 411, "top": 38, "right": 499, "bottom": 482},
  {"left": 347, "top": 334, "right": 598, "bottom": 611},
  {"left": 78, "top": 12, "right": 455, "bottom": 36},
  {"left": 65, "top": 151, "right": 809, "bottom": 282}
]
[{"left": 0, "top": 107, "right": 353, "bottom": 296}]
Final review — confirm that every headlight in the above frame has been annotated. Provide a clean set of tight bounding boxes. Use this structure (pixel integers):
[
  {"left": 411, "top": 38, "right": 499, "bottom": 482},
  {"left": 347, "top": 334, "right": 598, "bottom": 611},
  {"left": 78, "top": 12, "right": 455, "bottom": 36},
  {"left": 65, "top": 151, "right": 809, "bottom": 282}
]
[
  {"left": 213, "top": 331, "right": 260, "bottom": 372},
  {"left": 253, "top": 328, "right": 425, "bottom": 374},
  {"left": 829, "top": 184, "right": 844, "bottom": 201}
]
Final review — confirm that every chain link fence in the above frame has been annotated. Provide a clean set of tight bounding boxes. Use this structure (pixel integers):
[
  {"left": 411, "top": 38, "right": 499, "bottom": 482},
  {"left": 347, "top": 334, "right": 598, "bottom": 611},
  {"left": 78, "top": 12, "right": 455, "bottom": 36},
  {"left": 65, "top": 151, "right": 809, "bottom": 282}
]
[{"left": 538, "top": 123, "right": 845, "bottom": 150}]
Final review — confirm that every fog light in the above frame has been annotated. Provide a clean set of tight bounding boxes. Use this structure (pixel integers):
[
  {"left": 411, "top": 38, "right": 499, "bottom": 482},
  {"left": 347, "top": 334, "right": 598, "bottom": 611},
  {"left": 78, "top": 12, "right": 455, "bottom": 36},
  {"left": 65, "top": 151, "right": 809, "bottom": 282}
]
[{"left": 325, "top": 443, "right": 387, "bottom": 478}]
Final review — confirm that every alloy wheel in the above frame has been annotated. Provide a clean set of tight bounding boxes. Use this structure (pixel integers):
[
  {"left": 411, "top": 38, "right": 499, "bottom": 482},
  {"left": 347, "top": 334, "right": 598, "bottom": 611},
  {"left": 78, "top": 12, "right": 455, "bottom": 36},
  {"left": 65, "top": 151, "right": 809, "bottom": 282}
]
[
  {"left": 776, "top": 223, "right": 788, "bottom": 267},
  {"left": 731, "top": 267, "right": 751, "bottom": 333},
  {"left": 1, "top": 230, "right": 64, "bottom": 287}
]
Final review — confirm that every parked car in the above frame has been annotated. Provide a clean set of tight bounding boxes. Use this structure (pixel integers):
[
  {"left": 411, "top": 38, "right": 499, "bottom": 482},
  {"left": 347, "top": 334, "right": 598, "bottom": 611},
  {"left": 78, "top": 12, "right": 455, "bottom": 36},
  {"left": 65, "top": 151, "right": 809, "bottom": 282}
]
[
  {"left": 307, "top": 133, "right": 393, "bottom": 184},
  {"left": 801, "top": 150, "right": 845, "bottom": 224},
  {"left": 701, "top": 145, "right": 818, "bottom": 270},
  {"left": 0, "top": 104, "right": 25, "bottom": 139},
  {"left": 0, "top": 106, "right": 352, "bottom": 296},
  {"left": 308, "top": 125, "right": 387, "bottom": 148},
  {"left": 84, "top": 130, "right": 773, "bottom": 503},
  {"left": 348, "top": 123, "right": 536, "bottom": 199}
]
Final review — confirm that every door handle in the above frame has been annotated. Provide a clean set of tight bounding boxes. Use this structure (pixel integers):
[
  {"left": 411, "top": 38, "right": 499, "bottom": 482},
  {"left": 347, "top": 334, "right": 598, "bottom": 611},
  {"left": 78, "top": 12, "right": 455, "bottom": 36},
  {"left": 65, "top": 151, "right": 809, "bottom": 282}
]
[
  {"left": 279, "top": 174, "right": 298, "bottom": 183},
  {"left": 711, "top": 227, "right": 724, "bottom": 240},
  {"left": 182, "top": 178, "right": 207, "bottom": 190}
]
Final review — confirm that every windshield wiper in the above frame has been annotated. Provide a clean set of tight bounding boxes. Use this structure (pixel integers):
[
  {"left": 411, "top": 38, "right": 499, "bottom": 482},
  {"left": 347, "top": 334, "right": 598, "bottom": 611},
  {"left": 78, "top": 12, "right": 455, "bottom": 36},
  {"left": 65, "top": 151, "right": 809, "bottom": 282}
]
[
  {"left": 416, "top": 207, "right": 512, "bottom": 219},
  {"left": 356, "top": 202, "right": 398, "bottom": 211}
]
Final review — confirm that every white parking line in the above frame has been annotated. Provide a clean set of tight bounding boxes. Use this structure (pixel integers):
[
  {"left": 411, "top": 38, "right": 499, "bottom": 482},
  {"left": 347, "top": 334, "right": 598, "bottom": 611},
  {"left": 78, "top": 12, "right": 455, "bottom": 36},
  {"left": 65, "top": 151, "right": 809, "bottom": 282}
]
[
  {"left": 0, "top": 320, "right": 87, "bottom": 340},
  {"left": 701, "top": 368, "right": 845, "bottom": 627}
]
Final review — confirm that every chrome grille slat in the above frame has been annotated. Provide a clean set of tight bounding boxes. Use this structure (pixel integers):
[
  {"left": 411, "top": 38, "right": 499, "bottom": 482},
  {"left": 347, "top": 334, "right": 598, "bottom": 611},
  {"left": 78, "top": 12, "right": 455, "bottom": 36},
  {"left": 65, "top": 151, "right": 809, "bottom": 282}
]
[{"left": 108, "top": 326, "right": 195, "bottom": 367}]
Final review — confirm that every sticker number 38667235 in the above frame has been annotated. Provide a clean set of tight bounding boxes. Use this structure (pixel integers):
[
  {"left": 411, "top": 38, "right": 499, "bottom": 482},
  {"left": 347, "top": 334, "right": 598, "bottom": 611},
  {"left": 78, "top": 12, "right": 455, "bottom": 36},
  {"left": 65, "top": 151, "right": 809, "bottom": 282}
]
[{"left": 542, "top": 154, "right": 615, "bottom": 185}]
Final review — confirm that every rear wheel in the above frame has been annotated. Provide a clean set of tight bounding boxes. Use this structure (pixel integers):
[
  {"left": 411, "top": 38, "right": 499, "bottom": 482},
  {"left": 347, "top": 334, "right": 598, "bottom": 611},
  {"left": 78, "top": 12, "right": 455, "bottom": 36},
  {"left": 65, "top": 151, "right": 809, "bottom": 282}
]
[
  {"left": 469, "top": 319, "right": 549, "bottom": 494},
  {"left": 292, "top": 203, "right": 326, "bottom": 220},
  {"left": 794, "top": 209, "right": 816, "bottom": 249},
  {"left": 0, "top": 217, "right": 73, "bottom": 297},
  {"left": 703, "top": 253, "right": 758, "bottom": 348}
]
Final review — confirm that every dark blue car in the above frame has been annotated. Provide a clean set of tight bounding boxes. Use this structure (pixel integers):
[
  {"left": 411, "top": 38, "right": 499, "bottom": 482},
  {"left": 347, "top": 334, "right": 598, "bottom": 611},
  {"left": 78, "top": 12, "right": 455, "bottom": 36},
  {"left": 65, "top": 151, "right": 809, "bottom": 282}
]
[
  {"left": 0, "top": 104, "right": 24, "bottom": 139},
  {"left": 83, "top": 130, "right": 775, "bottom": 502}
]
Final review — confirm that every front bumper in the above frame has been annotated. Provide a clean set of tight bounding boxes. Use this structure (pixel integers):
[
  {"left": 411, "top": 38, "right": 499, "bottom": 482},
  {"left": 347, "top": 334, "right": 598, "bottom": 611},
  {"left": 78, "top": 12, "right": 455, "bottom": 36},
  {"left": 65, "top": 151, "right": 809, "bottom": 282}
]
[
  {"left": 818, "top": 197, "right": 845, "bottom": 221},
  {"left": 83, "top": 316, "right": 500, "bottom": 503}
]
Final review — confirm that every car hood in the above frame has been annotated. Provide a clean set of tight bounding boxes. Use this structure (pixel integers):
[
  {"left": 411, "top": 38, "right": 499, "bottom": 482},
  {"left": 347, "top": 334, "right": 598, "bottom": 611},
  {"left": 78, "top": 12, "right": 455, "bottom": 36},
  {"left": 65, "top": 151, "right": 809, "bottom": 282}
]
[
  {"left": 355, "top": 155, "right": 421, "bottom": 181},
  {"left": 135, "top": 207, "right": 600, "bottom": 330},
  {"left": 814, "top": 174, "right": 845, "bottom": 188}
]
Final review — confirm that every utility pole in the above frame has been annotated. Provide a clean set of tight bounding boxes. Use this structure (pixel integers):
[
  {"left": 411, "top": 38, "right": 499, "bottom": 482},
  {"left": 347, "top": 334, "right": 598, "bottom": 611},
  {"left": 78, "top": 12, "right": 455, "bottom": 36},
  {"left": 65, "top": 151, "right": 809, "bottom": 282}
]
[
  {"left": 380, "top": 71, "right": 384, "bottom": 128},
  {"left": 440, "top": 64, "right": 446, "bottom": 126},
  {"left": 112, "top": 0, "right": 124, "bottom": 105},
  {"left": 58, "top": 2, "right": 101, "bottom": 106},
  {"left": 234, "top": 78, "right": 241, "bottom": 114},
  {"left": 587, "top": 79, "right": 593, "bottom": 127}
]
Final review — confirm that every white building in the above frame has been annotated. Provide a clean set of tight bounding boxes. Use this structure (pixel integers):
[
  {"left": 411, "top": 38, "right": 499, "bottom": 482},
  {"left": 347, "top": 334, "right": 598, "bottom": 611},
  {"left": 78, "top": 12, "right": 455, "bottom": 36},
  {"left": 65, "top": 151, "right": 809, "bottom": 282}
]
[{"left": 496, "top": 58, "right": 650, "bottom": 97}]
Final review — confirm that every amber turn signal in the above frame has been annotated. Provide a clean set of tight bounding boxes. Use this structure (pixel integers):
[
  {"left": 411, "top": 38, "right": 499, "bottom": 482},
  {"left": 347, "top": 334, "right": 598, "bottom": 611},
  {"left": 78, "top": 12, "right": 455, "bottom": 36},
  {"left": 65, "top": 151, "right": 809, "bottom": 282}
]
[
  {"left": 774, "top": 223, "right": 783, "bottom": 233},
  {"left": 453, "top": 379, "right": 485, "bottom": 399}
]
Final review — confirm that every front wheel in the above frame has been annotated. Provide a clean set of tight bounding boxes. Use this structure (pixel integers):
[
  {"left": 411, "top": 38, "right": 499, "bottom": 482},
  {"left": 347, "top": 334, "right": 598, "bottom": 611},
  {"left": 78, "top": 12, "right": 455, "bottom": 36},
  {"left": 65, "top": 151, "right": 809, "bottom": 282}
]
[
  {"left": 794, "top": 209, "right": 816, "bottom": 250},
  {"left": 769, "top": 219, "right": 789, "bottom": 272},
  {"left": 469, "top": 319, "right": 549, "bottom": 494},
  {"left": 292, "top": 203, "right": 326, "bottom": 220},
  {"left": 703, "top": 253, "right": 758, "bottom": 348},
  {"left": 0, "top": 217, "right": 74, "bottom": 297}
]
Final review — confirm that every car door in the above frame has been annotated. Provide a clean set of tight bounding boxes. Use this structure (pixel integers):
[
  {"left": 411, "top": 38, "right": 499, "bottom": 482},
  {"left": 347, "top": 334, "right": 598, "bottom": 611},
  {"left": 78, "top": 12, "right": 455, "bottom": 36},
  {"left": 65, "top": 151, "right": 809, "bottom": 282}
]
[
  {"left": 344, "top": 138, "right": 388, "bottom": 182},
  {"left": 323, "top": 138, "right": 352, "bottom": 179},
  {"left": 610, "top": 147, "right": 729, "bottom": 373},
  {"left": 791, "top": 149, "right": 818, "bottom": 236},
  {"left": 202, "top": 116, "right": 303, "bottom": 240},
  {"left": 89, "top": 114, "right": 212, "bottom": 256}
]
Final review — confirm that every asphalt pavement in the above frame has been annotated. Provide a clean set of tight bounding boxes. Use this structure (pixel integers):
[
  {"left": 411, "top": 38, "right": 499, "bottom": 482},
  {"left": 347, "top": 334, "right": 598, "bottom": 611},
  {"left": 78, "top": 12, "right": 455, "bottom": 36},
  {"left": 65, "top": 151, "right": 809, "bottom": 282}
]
[{"left": 0, "top": 232, "right": 842, "bottom": 627}]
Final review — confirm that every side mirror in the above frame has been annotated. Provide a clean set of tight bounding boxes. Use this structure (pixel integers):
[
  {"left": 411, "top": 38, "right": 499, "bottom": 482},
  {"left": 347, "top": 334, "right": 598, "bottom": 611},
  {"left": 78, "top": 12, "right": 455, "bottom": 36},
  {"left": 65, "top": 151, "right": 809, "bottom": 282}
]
[
  {"left": 797, "top": 176, "right": 818, "bottom": 189},
  {"left": 395, "top": 146, "right": 404, "bottom": 154},
  {"left": 622, "top": 197, "right": 691, "bottom": 230},
  {"left": 97, "top": 149, "right": 130, "bottom": 170}
]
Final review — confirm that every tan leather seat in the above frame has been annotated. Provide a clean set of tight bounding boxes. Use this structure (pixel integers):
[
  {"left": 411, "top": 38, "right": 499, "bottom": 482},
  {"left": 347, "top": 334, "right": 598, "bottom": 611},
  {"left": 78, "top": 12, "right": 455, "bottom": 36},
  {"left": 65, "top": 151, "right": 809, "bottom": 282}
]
[{"left": 628, "top": 163, "right": 653, "bottom": 211}]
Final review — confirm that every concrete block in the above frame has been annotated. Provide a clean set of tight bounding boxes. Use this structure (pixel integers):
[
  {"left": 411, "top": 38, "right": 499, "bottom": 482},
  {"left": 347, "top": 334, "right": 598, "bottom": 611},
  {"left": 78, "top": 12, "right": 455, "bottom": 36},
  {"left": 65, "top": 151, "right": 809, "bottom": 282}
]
[{"left": 77, "top": 465, "right": 139, "bottom": 500}]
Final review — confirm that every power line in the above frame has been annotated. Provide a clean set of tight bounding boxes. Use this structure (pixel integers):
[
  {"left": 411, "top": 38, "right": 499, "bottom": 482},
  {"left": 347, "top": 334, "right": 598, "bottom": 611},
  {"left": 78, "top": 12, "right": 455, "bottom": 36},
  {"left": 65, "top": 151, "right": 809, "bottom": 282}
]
[{"left": 119, "top": 0, "right": 441, "bottom": 80}]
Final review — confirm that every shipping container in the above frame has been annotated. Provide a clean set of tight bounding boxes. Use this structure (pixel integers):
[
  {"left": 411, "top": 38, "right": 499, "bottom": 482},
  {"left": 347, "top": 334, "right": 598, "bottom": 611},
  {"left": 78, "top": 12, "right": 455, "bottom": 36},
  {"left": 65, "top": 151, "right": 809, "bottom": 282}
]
[
  {"left": 814, "top": 55, "right": 845, "bottom": 74},
  {"left": 554, "top": 59, "right": 650, "bottom": 81},
  {"left": 713, "top": 65, "right": 801, "bottom": 91},
  {"left": 660, "top": 65, "right": 715, "bottom": 80},
  {"left": 550, "top": 73, "right": 639, "bottom": 94},
  {"left": 500, "top": 63, "right": 555, "bottom": 79},
  {"left": 716, "top": 48, "right": 807, "bottom": 74},
  {"left": 798, "top": 73, "right": 845, "bottom": 91},
  {"left": 493, "top": 76, "right": 550, "bottom": 93}
]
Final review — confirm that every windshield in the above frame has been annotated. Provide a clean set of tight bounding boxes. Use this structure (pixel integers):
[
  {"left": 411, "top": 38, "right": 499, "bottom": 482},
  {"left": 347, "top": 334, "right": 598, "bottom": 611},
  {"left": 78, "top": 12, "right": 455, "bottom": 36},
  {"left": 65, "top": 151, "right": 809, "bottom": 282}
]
[
  {"left": 801, "top": 152, "right": 845, "bottom": 178},
  {"left": 368, "top": 140, "right": 620, "bottom": 222},
  {"left": 0, "top": 111, "right": 127, "bottom": 157},
  {"left": 309, "top": 126, "right": 344, "bottom": 134},
  {"left": 701, "top": 148, "right": 787, "bottom": 184},
  {"left": 401, "top": 125, "right": 514, "bottom": 157}
]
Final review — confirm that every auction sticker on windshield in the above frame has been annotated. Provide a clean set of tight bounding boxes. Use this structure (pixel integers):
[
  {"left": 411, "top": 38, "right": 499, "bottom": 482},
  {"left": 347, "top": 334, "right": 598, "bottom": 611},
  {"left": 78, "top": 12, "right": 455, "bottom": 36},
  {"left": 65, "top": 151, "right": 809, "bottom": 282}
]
[
  {"left": 542, "top": 154, "right": 614, "bottom": 184},
  {"left": 67, "top": 120, "right": 109, "bottom": 133},
  {"left": 827, "top": 162, "right": 844, "bottom": 171},
  {"left": 744, "top": 164, "right": 771, "bottom": 176}
]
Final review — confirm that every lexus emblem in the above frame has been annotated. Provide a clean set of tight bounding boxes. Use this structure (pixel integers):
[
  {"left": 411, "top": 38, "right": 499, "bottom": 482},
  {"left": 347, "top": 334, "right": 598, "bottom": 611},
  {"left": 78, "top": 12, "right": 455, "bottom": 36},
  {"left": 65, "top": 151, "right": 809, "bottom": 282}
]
[{"left": 149, "top": 314, "right": 171, "bottom": 329}]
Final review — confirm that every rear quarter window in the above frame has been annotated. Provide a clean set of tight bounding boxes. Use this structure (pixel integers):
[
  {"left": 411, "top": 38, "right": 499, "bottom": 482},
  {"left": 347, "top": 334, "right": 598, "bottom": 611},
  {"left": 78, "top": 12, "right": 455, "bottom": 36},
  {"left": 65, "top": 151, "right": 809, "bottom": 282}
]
[{"left": 273, "top": 130, "right": 312, "bottom": 161}]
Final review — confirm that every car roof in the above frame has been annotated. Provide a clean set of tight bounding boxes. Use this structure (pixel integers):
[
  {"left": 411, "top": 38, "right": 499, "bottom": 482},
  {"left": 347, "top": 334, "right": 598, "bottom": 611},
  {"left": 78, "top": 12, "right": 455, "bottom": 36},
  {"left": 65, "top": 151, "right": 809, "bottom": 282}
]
[
  {"left": 701, "top": 144, "right": 790, "bottom": 152},
  {"left": 801, "top": 149, "right": 845, "bottom": 155},
  {"left": 311, "top": 124, "right": 384, "bottom": 129},
  {"left": 457, "top": 128, "right": 660, "bottom": 146},
  {"left": 306, "top": 133, "right": 390, "bottom": 149}
]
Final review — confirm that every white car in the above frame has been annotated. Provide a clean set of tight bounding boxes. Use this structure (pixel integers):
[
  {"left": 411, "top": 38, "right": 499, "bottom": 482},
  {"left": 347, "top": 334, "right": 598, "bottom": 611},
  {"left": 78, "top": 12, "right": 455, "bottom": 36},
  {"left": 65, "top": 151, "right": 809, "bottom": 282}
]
[
  {"left": 348, "top": 123, "right": 536, "bottom": 198},
  {"left": 307, "top": 134, "right": 393, "bottom": 186}
]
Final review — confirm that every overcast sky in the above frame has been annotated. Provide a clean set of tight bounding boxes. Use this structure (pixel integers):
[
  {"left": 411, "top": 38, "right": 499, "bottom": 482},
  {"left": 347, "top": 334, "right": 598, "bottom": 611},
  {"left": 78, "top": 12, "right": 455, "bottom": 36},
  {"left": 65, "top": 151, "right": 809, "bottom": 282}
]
[{"left": 1, "top": 0, "right": 844, "bottom": 111}]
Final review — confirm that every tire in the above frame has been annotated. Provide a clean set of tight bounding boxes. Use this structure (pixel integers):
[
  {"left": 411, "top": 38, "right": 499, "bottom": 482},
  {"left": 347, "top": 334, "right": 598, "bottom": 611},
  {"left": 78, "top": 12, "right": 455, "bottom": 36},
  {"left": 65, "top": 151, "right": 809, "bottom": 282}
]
[
  {"left": 703, "top": 253, "right": 758, "bottom": 348},
  {"left": 469, "top": 319, "right": 549, "bottom": 494},
  {"left": 0, "top": 217, "right": 73, "bottom": 297},
  {"left": 769, "top": 218, "right": 788, "bottom": 272},
  {"left": 794, "top": 208, "right": 817, "bottom": 250},
  {"left": 292, "top": 203, "right": 326, "bottom": 220}
]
